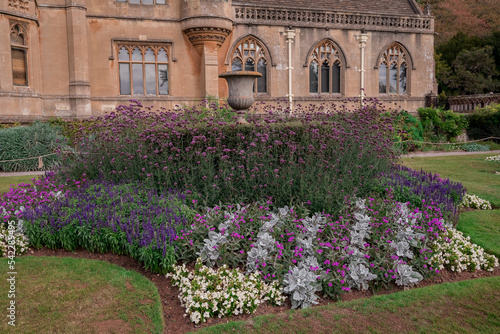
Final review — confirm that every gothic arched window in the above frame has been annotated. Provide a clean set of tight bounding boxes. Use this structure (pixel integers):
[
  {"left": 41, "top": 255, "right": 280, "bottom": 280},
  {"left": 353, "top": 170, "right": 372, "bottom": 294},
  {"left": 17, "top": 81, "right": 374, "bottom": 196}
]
[
  {"left": 309, "top": 40, "right": 342, "bottom": 94},
  {"left": 230, "top": 36, "right": 268, "bottom": 93},
  {"left": 118, "top": 44, "right": 169, "bottom": 95},
  {"left": 10, "top": 23, "right": 28, "bottom": 86},
  {"left": 379, "top": 44, "right": 408, "bottom": 95}
]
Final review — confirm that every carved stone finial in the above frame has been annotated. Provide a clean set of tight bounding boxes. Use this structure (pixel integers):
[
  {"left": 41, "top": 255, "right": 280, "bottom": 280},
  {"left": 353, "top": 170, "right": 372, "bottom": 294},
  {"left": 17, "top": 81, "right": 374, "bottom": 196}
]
[{"left": 424, "top": 2, "right": 432, "bottom": 16}]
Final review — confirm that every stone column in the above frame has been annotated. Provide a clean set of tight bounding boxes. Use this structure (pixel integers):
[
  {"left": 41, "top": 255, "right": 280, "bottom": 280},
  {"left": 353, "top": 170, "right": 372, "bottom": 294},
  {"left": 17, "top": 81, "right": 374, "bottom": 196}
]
[
  {"left": 66, "top": 0, "right": 91, "bottom": 118},
  {"left": 184, "top": 27, "right": 232, "bottom": 98},
  {"left": 181, "top": 0, "right": 233, "bottom": 99}
]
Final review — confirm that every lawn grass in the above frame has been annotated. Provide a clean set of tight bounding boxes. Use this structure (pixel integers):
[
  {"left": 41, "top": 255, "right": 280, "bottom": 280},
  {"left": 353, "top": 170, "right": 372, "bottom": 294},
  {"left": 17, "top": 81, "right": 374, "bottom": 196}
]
[
  {"left": 0, "top": 256, "right": 164, "bottom": 333},
  {"left": 0, "top": 175, "right": 39, "bottom": 195},
  {"left": 401, "top": 153, "right": 500, "bottom": 207},
  {"left": 401, "top": 153, "right": 500, "bottom": 260},
  {"left": 457, "top": 210, "right": 500, "bottom": 258},
  {"left": 195, "top": 276, "right": 500, "bottom": 334}
]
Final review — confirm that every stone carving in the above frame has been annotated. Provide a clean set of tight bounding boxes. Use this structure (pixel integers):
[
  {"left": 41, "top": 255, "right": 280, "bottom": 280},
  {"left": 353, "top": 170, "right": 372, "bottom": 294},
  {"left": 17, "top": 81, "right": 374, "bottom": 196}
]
[
  {"left": 234, "top": 7, "right": 432, "bottom": 32},
  {"left": 8, "top": 0, "right": 30, "bottom": 13},
  {"left": 9, "top": 20, "right": 28, "bottom": 43},
  {"left": 183, "top": 27, "right": 232, "bottom": 48}
]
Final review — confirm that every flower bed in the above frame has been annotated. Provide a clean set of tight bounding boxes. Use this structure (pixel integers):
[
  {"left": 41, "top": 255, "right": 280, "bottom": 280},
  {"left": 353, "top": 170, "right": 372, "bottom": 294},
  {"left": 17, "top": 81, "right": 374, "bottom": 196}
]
[
  {"left": 22, "top": 180, "right": 193, "bottom": 273},
  {"left": 56, "top": 100, "right": 397, "bottom": 215},
  {"left": 2, "top": 101, "right": 498, "bottom": 326},
  {"left": 376, "top": 165, "right": 466, "bottom": 222},
  {"left": 167, "top": 258, "right": 285, "bottom": 324}
]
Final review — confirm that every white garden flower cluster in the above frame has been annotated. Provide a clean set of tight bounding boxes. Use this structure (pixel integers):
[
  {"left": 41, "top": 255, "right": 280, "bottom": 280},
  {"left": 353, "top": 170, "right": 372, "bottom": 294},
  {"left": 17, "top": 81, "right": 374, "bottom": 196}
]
[
  {"left": 460, "top": 194, "right": 492, "bottom": 210},
  {"left": 0, "top": 206, "right": 29, "bottom": 257},
  {"left": 429, "top": 228, "right": 498, "bottom": 272},
  {"left": 485, "top": 155, "right": 500, "bottom": 162},
  {"left": 166, "top": 258, "right": 285, "bottom": 324}
]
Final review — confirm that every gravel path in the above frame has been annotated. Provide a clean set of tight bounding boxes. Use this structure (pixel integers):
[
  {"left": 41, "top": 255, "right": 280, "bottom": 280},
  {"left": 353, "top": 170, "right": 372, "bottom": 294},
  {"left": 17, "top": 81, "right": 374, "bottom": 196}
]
[
  {"left": 403, "top": 150, "right": 500, "bottom": 158},
  {"left": 0, "top": 171, "right": 47, "bottom": 178}
]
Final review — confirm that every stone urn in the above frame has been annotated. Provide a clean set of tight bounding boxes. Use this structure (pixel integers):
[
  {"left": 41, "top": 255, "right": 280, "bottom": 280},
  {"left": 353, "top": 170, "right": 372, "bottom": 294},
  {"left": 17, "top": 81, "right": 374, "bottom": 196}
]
[{"left": 219, "top": 71, "right": 262, "bottom": 123}]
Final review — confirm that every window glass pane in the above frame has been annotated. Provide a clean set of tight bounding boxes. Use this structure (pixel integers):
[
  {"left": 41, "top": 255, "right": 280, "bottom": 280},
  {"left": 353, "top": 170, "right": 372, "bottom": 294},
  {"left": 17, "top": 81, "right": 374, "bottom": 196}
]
[
  {"left": 332, "top": 62, "right": 340, "bottom": 93},
  {"left": 158, "top": 64, "right": 168, "bottom": 95},
  {"left": 379, "top": 63, "right": 387, "bottom": 93},
  {"left": 119, "top": 63, "right": 131, "bottom": 95},
  {"left": 399, "top": 63, "right": 407, "bottom": 94},
  {"left": 132, "top": 47, "right": 142, "bottom": 61},
  {"left": 157, "top": 0, "right": 166, "bottom": 4},
  {"left": 389, "top": 63, "right": 398, "bottom": 94},
  {"left": 257, "top": 59, "right": 267, "bottom": 93},
  {"left": 130, "top": 0, "right": 141, "bottom": 4},
  {"left": 321, "top": 62, "right": 329, "bottom": 93},
  {"left": 158, "top": 48, "right": 168, "bottom": 62},
  {"left": 145, "top": 64, "right": 156, "bottom": 95},
  {"left": 116, "top": 0, "right": 126, "bottom": 2},
  {"left": 143, "top": 0, "right": 153, "bottom": 4},
  {"left": 12, "top": 49, "right": 27, "bottom": 86},
  {"left": 145, "top": 48, "right": 155, "bottom": 62},
  {"left": 132, "top": 63, "right": 144, "bottom": 94},
  {"left": 232, "top": 58, "right": 242, "bottom": 71},
  {"left": 245, "top": 59, "right": 255, "bottom": 71},
  {"left": 309, "top": 60, "right": 318, "bottom": 93},
  {"left": 118, "top": 47, "right": 129, "bottom": 61}
]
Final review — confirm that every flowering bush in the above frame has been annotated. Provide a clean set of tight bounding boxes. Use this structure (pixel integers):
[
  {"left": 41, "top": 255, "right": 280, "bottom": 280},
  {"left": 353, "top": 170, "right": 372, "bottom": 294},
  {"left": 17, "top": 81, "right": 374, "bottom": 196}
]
[
  {"left": 460, "top": 194, "right": 492, "bottom": 210},
  {"left": 23, "top": 180, "right": 192, "bottom": 273},
  {"left": 377, "top": 165, "right": 466, "bottom": 222},
  {"left": 429, "top": 228, "right": 498, "bottom": 272},
  {"left": 0, "top": 172, "right": 66, "bottom": 224},
  {"left": 167, "top": 258, "right": 285, "bottom": 324},
  {"left": 57, "top": 100, "right": 397, "bottom": 214}
]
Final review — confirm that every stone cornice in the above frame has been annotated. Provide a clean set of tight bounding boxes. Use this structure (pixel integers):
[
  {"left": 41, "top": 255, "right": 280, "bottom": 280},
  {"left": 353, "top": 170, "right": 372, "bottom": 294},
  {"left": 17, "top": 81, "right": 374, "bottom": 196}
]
[
  {"left": 233, "top": 6, "right": 433, "bottom": 33},
  {"left": 183, "top": 27, "right": 232, "bottom": 48}
]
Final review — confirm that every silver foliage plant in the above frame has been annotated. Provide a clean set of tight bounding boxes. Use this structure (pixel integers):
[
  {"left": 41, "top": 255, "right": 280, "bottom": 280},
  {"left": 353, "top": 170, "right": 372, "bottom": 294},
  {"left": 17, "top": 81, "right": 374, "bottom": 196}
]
[
  {"left": 198, "top": 204, "right": 247, "bottom": 267},
  {"left": 284, "top": 212, "right": 326, "bottom": 309},
  {"left": 283, "top": 266, "right": 321, "bottom": 309},
  {"left": 395, "top": 264, "right": 423, "bottom": 287},
  {"left": 193, "top": 199, "right": 434, "bottom": 310}
]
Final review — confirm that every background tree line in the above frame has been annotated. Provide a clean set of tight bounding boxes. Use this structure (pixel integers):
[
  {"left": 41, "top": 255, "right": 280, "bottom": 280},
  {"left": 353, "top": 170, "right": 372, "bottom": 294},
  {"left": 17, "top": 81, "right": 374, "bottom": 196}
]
[{"left": 416, "top": 0, "right": 500, "bottom": 97}]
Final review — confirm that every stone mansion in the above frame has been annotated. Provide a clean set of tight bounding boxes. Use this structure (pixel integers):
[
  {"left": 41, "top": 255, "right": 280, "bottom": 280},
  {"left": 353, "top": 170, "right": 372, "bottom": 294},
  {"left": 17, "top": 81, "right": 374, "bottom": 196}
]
[{"left": 0, "top": 0, "right": 437, "bottom": 121}]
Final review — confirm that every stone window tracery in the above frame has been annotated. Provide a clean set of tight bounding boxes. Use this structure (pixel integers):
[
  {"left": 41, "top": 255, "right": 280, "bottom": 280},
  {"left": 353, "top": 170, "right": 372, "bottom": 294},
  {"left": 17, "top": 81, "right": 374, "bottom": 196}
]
[
  {"left": 10, "top": 22, "right": 28, "bottom": 86},
  {"left": 117, "top": 44, "right": 169, "bottom": 95},
  {"left": 230, "top": 36, "right": 268, "bottom": 93},
  {"left": 379, "top": 44, "right": 408, "bottom": 95},
  {"left": 309, "top": 40, "right": 342, "bottom": 94}
]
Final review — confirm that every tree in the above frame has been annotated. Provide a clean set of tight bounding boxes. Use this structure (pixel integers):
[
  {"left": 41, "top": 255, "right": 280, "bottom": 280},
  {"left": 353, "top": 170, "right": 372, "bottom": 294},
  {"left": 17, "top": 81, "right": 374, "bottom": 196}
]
[{"left": 448, "top": 46, "right": 498, "bottom": 95}]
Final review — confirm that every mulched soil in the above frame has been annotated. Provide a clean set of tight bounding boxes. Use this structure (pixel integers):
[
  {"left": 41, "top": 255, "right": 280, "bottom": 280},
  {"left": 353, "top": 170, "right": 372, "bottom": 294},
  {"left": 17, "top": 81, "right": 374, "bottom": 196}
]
[{"left": 29, "top": 248, "right": 500, "bottom": 334}]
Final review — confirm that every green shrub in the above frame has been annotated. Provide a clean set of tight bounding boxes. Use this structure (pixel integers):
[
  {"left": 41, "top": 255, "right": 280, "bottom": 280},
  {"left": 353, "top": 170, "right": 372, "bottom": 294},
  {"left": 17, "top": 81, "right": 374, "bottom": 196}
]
[
  {"left": 466, "top": 104, "right": 500, "bottom": 142},
  {"left": 48, "top": 117, "right": 97, "bottom": 147},
  {"left": 391, "top": 110, "right": 424, "bottom": 152},
  {"left": 418, "top": 107, "right": 468, "bottom": 142},
  {"left": 461, "top": 142, "right": 491, "bottom": 152},
  {"left": 0, "top": 122, "right": 71, "bottom": 172}
]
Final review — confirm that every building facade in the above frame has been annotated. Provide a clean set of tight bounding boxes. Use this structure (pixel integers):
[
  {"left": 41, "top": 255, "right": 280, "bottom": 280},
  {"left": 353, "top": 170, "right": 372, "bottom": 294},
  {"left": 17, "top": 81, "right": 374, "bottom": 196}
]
[{"left": 0, "top": 0, "right": 436, "bottom": 121}]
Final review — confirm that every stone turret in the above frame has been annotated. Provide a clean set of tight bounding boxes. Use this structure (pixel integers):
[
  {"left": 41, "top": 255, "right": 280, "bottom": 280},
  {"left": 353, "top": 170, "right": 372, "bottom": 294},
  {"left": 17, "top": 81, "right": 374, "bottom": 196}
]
[
  {"left": 181, "top": 0, "right": 233, "bottom": 98},
  {"left": 181, "top": 0, "right": 233, "bottom": 55}
]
